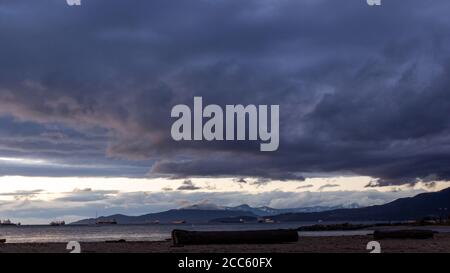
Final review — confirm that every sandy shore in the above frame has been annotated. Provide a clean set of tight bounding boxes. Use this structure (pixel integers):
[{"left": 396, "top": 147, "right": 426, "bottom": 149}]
[{"left": 1, "top": 234, "right": 450, "bottom": 253}]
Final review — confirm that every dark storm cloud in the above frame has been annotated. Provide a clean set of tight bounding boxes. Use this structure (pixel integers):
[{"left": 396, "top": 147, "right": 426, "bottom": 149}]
[
  {"left": 234, "top": 178, "right": 247, "bottom": 184},
  {"left": 150, "top": 157, "right": 305, "bottom": 181},
  {"left": 0, "top": 0, "right": 450, "bottom": 185},
  {"left": 177, "top": 180, "right": 201, "bottom": 191}
]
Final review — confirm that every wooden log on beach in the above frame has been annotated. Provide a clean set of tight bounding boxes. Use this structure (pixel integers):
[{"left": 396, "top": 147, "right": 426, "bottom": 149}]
[
  {"left": 373, "top": 229, "right": 435, "bottom": 240},
  {"left": 172, "top": 229, "right": 299, "bottom": 246}
]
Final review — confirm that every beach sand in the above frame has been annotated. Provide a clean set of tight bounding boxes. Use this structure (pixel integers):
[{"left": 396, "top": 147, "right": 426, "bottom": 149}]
[{"left": 1, "top": 234, "right": 449, "bottom": 253}]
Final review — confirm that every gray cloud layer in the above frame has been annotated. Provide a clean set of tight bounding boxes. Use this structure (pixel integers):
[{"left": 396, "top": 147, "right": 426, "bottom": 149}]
[{"left": 0, "top": 1, "right": 450, "bottom": 185}]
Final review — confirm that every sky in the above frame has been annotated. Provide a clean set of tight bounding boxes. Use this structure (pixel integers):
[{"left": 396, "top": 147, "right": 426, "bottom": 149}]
[{"left": 1, "top": 0, "right": 450, "bottom": 224}]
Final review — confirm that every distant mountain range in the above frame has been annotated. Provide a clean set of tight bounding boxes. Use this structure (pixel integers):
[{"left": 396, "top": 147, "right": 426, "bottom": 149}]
[
  {"left": 182, "top": 203, "right": 358, "bottom": 216},
  {"left": 71, "top": 204, "right": 353, "bottom": 225},
  {"left": 70, "top": 188, "right": 450, "bottom": 225},
  {"left": 71, "top": 209, "right": 257, "bottom": 225},
  {"left": 266, "top": 187, "right": 450, "bottom": 222}
]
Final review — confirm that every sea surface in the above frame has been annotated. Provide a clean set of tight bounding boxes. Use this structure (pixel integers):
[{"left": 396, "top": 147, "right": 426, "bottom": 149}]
[{"left": 1, "top": 222, "right": 449, "bottom": 243}]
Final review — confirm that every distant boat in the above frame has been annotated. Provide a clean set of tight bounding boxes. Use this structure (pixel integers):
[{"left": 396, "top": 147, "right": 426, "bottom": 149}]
[
  {"left": 50, "top": 221, "right": 66, "bottom": 226},
  {"left": 96, "top": 218, "right": 118, "bottom": 225},
  {"left": 0, "top": 219, "right": 20, "bottom": 226},
  {"left": 144, "top": 220, "right": 160, "bottom": 225},
  {"left": 172, "top": 220, "right": 186, "bottom": 225},
  {"left": 257, "top": 218, "right": 276, "bottom": 224}
]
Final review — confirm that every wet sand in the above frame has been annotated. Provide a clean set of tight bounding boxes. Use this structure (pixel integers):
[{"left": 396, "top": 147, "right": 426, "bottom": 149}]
[{"left": 1, "top": 234, "right": 450, "bottom": 253}]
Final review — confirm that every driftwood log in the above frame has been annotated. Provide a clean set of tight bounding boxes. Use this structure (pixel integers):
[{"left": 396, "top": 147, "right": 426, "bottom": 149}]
[
  {"left": 373, "top": 229, "right": 435, "bottom": 240},
  {"left": 172, "top": 229, "right": 299, "bottom": 246}
]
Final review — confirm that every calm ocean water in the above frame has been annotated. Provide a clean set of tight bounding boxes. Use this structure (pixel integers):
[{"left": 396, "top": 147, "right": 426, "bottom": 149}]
[
  {"left": 1, "top": 223, "right": 449, "bottom": 243},
  {"left": 0, "top": 222, "right": 369, "bottom": 243}
]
